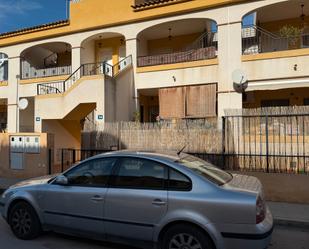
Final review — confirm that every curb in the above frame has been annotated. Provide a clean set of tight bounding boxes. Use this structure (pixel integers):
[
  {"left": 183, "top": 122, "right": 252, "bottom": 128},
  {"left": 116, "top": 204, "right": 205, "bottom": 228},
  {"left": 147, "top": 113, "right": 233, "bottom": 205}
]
[{"left": 274, "top": 218, "right": 309, "bottom": 230}]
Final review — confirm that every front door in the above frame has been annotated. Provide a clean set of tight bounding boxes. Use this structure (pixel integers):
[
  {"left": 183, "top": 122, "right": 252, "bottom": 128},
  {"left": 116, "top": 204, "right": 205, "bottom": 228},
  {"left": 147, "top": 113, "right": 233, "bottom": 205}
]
[
  {"left": 42, "top": 157, "right": 117, "bottom": 236},
  {"left": 104, "top": 157, "right": 168, "bottom": 242},
  {"left": 99, "top": 48, "right": 113, "bottom": 76}
]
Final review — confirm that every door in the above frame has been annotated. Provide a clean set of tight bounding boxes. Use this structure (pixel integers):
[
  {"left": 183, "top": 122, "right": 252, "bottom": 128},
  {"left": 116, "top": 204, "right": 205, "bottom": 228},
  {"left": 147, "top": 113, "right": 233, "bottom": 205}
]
[
  {"left": 104, "top": 157, "right": 168, "bottom": 241},
  {"left": 98, "top": 48, "right": 113, "bottom": 76},
  {"left": 42, "top": 157, "right": 117, "bottom": 235}
]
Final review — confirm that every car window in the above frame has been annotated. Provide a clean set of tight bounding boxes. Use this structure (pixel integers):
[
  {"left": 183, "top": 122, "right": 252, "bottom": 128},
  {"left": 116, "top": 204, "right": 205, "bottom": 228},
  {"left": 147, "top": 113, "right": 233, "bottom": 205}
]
[
  {"left": 169, "top": 168, "right": 192, "bottom": 191},
  {"left": 176, "top": 155, "right": 232, "bottom": 186},
  {"left": 64, "top": 158, "right": 117, "bottom": 187},
  {"left": 112, "top": 158, "right": 166, "bottom": 190}
]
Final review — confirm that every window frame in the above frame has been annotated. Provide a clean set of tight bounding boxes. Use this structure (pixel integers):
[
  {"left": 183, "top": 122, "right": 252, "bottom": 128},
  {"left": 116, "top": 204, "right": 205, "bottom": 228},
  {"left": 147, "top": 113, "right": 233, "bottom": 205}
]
[{"left": 53, "top": 157, "right": 119, "bottom": 188}]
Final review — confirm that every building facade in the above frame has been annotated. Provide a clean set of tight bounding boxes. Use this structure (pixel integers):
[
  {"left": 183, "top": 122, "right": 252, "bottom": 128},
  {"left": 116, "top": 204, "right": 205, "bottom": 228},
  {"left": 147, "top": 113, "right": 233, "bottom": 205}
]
[{"left": 0, "top": 0, "right": 308, "bottom": 153}]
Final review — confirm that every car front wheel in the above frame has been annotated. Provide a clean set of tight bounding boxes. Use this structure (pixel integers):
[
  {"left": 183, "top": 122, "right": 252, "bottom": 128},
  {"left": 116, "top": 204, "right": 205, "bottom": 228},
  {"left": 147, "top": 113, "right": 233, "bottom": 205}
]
[
  {"left": 162, "top": 224, "right": 215, "bottom": 249},
  {"left": 9, "top": 202, "right": 41, "bottom": 240}
]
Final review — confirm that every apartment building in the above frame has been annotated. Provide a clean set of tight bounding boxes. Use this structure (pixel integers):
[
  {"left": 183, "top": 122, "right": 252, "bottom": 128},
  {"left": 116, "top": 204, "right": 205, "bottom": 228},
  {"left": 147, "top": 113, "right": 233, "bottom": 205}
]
[{"left": 0, "top": 0, "right": 308, "bottom": 155}]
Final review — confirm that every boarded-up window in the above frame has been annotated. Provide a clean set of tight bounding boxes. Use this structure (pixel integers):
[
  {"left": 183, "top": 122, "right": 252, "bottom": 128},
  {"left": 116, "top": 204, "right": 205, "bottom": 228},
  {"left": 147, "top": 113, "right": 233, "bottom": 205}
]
[
  {"left": 159, "top": 87, "right": 185, "bottom": 119},
  {"left": 186, "top": 84, "right": 216, "bottom": 117},
  {"left": 159, "top": 84, "right": 217, "bottom": 119}
]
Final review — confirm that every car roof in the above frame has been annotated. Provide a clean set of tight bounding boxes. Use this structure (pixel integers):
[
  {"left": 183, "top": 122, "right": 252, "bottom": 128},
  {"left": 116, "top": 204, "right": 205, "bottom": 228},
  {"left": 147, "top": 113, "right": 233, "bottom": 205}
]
[{"left": 89, "top": 150, "right": 186, "bottom": 164}]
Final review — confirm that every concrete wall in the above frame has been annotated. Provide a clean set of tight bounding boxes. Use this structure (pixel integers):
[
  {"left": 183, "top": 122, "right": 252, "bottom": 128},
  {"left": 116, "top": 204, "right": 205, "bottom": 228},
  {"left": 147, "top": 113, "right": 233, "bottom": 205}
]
[
  {"left": 0, "top": 133, "right": 53, "bottom": 179},
  {"left": 236, "top": 171, "right": 309, "bottom": 204}
]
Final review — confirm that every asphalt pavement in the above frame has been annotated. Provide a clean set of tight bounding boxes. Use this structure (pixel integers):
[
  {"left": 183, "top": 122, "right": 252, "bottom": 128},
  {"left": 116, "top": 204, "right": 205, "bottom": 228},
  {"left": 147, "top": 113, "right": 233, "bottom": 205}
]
[{"left": 0, "top": 217, "right": 308, "bottom": 249}]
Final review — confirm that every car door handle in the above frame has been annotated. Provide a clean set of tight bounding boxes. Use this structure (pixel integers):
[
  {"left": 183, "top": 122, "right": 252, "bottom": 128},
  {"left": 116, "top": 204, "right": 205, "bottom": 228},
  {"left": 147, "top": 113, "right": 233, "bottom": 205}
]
[
  {"left": 152, "top": 199, "right": 166, "bottom": 206},
  {"left": 91, "top": 195, "right": 104, "bottom": 202}
]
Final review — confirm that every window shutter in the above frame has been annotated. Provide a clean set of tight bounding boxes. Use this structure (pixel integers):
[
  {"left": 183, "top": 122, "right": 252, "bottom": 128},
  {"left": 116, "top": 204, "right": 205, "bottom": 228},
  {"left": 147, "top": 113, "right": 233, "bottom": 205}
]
[
  {"left": 186, "top": 84, "right": 217, "bottom": 117},
  {"left": 159, "top": 87, "right": 185, "bottom": 119}
]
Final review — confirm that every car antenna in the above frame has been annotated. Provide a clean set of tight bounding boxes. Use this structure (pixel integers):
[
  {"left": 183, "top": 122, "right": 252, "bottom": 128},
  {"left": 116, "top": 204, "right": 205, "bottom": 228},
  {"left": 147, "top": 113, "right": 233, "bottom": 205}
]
[{"left": 177, "top": 145, "right": 187, "bottom": 156}]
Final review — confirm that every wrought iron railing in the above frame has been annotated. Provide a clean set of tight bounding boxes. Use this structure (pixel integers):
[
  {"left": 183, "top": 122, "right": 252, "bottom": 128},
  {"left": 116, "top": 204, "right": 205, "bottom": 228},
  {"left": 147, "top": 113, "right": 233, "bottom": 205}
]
[
  {"left": 37, "top": 55, "right": 133, "bottom": 95},
  {"left": 242, "top": 25, "right": 309, "bottom": 55},
  {"left": 113, "top": 55, "right": 133, "bottom": 76},
  {"left": 21, "top": 64, "right": 71, "bottom": 79},
  {"left": 137, "top": 32, "right": 217, "bottom": 67}
]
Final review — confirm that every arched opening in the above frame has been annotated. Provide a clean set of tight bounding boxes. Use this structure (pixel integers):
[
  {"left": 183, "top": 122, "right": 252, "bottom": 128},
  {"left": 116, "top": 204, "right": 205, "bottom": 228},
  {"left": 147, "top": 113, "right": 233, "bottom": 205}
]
[
  {"left": 20, "top": 42, "right": 72, "bottom": 79},
  {"left": 0, "top": 53, "right": 8, "bottom": 82},
  {"left": 242, "top": 1, "right": 309, "bottom": 55},
  {"left": 81, "top": 32, "right": 126, "bottom": 76},
  {"left": 137, "top": 18, "right": 217, "bottom": 67}
]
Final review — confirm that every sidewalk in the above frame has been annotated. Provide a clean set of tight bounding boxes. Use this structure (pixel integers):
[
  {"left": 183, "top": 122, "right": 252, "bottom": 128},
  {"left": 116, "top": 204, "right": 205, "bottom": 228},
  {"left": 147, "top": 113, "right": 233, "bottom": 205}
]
[
  {"left": 0, "top": 178, "right": 22, "bottom": 192},
  {"left": 268, "top": 201, "right": 309, "bottom": 229}
]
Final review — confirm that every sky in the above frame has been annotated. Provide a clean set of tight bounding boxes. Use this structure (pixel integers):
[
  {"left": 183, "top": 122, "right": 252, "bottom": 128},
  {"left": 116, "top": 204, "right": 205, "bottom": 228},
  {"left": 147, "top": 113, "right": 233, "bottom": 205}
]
[
  {"left": 0, "top": 0, "right": 255, "bottom": 34},
  {"left": 0, "top": 0, "right": 68, "bottom": 34}
]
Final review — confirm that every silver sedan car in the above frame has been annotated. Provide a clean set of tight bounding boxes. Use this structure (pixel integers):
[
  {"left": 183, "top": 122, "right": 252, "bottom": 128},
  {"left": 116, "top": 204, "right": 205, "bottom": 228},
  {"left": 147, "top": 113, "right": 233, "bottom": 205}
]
[{"left": 0, "top": 151, "right": 273, "bottom": 249}]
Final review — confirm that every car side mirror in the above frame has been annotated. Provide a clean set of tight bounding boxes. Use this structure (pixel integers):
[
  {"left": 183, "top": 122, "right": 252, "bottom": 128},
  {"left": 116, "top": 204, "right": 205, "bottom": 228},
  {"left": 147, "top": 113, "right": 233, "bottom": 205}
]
[{"left": 54, "top": 175, "right": 68, "bottom": 185}]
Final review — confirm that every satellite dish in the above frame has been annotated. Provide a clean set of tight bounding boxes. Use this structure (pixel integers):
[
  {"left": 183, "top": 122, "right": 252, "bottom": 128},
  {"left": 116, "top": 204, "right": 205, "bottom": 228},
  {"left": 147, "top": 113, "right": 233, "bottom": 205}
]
[
  {"left": 18, "top": 98, "right": 29, "bottom": 110},
  {"left": 232, "top": 69, "right": 248, "bottom": 93}
]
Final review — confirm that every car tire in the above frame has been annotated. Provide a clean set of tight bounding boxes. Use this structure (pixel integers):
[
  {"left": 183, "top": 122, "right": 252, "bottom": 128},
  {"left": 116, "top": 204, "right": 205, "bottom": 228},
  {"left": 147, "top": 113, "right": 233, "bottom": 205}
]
[
  {"left": 8, "top": 201, "right": 42, "bottom": 240},
  {"left": 162, "top": 224, "right": 215, "bottom": 249}
]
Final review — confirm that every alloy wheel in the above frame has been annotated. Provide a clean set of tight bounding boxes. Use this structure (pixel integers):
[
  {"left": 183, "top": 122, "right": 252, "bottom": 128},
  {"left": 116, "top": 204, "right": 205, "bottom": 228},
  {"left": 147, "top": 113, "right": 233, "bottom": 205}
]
[
  {"left": 11, "top": 208, "right": 32, "bottom": 237},
  {"left": 169, "top": 233, "right": 203, "bottom": 249}
]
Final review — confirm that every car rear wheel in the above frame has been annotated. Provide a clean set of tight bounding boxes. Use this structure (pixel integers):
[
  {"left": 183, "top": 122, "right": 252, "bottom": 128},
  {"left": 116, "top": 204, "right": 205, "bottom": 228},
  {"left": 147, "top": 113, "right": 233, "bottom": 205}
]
[
  {"left": 162, "top": 224, "right": 215, "bottom": 249},
  {"left": 9, "top": 202, "right": 41, "bottom": 240}
]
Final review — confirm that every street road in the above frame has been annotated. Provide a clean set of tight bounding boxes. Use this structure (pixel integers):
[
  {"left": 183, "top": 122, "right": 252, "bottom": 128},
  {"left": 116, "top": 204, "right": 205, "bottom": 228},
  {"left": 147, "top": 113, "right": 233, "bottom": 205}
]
[{"left": 0, "top": 217, "right": 308, "bottom": 249}]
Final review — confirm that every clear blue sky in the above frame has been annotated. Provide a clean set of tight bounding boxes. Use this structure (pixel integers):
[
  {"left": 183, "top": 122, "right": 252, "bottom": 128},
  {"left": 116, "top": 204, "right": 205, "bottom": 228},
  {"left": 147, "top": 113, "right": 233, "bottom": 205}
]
[
  {"left": 0, "top": 0, "right": 255, "bottom": 34},
  {"left": 0, "top": 0, "right": 68, "bottom": 34}
]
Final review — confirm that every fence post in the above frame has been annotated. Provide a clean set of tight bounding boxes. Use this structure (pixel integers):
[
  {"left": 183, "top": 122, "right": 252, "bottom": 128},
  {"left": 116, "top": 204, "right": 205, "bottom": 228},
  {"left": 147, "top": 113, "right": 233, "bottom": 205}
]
[
  {"left": 72, "top": 149, "right": 76, "bottom": 164},
  {"left": 222, "top": 116, "right": 226, "bottom": 169},
  {"left": 265, "top": 115, "right": 269, "bottom": 173},
  {"left": 48, "top": 149, "right": 52, "bottom": 175},
  {"left": 61, "top": 149, "right": 64, "bottom": 172},
  {"left": 118, "top": 122, "right": 122, "bottom": 150}
]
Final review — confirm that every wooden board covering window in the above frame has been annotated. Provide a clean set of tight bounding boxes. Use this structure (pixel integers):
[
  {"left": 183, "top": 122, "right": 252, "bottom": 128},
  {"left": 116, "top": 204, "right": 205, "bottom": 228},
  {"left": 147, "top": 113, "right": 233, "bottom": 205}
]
[
  {"left": 186, "top": 84, "right": 216, "bottom": 117},
  {"left": 159, "top": 87, "right": 185, "bottom": 119},
  {"left": 159, "top": 84, "right": 216, "bottom": 119}
]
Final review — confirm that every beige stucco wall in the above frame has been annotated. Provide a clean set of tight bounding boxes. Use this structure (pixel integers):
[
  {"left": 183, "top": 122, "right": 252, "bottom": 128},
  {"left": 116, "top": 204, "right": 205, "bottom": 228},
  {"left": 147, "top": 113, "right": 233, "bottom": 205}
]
[
  {"left": 236, "top": 171, "right": 309, "bottom": 204},
  {"left": 0, "top": 133, "right": 53, "bottom": 179}
]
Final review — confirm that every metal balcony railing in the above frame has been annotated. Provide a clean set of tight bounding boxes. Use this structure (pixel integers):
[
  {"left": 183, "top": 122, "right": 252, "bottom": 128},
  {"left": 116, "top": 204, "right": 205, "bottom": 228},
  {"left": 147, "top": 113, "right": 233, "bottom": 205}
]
[
  {"left": 21, "top": 64, "right": 72, "bottom": 79},
  {"left": 37, "top": 55, "right": 133, "bottom": 95},
  {"left": 242, "top": 25, "right": 309, "bottom": 55},
  {"left": 137, "top": 32, "right": 217, "bottom": 67}
]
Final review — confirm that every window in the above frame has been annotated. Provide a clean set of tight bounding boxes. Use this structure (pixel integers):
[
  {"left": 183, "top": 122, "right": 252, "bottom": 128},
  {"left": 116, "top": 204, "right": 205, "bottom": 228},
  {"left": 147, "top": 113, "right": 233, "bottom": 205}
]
[
  {"left": 169, "top": 169, "right": 191, "bottom": 191},
  {"left": 304, "top": 98, "right": 309, "bottom": 106},
  {"left": 176, "top": 155, "right": 232, "bottom": 186},
  {"left": 64, "top": 158, "right": 117, "bottom": 187},
  {"left": 112, "top": 158, "right": 166, "bottom": 190},
  {"left": 159, "top": 84, "right": 217, "bottom": 119}
]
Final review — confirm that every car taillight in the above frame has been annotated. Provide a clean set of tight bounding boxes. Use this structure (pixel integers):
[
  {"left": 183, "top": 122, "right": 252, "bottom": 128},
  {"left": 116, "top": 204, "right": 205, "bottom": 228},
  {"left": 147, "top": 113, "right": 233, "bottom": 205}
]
[{"left": 256, "top": 196, "right": 266, "bottom": 224}]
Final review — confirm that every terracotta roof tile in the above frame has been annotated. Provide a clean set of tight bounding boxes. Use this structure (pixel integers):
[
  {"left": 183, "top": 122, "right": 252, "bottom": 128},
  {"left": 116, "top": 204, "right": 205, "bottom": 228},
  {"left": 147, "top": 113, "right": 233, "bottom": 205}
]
[
  {"left": 132, "top": 0, "right": 191, "bottom": 11},
  {"left": 0, "top": 20, "right": 69, "bottom": 39}
]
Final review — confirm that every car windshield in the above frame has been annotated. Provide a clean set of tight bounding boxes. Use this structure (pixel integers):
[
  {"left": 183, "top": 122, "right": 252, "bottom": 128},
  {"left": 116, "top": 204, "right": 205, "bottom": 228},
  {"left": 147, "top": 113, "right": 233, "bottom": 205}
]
[{"left": 176, "top": 155, "right": 232, "bottom": 186}]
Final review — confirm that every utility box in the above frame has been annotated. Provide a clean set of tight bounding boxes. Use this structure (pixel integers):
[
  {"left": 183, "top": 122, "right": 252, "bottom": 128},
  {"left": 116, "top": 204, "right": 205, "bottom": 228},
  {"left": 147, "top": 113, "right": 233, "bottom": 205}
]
[{"left": 10, "top": 135, "right": 41, "bottom": 170}]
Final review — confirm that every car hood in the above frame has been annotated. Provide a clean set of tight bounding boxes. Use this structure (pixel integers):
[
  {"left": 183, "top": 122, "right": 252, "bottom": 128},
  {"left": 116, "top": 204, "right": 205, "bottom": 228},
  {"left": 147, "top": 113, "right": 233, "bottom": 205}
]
[
  {"left": 9, "top": 174, "right": 58, "bottom": 189},
  {"left": 223, "top": 174, "right": 264, "bottom": 197}
]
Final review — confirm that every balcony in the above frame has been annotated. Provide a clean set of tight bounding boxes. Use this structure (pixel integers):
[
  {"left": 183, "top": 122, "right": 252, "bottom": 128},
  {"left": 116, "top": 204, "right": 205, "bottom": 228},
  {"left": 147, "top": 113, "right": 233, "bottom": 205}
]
[
  {"left": 242, "top": 2, "right": 309, "bottom": 56},
  {"left": 137, "top": 18, "right": 217, "bottom": 68},
  {"left": 242, "top": 25, "right": 309, "bottom": 55},
  {"left": 21, "top": 42, "right": 72, "bottom": 80}
]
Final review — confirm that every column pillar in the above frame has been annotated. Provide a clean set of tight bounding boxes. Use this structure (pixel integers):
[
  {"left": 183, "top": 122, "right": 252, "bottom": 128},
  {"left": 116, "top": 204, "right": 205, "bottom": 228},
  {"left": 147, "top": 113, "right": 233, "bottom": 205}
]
[
  {"left": 7, "top": 56, "right": 20, "bottom": 133},
  {"left": 125, "top": 38, "right": 138, "bottom": 119},
  {"left": 71, "top": 46, "right": 82, "bottom": 72},
  {"left": 217, "top": 22, "right": 243, "bottom": 118}
]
